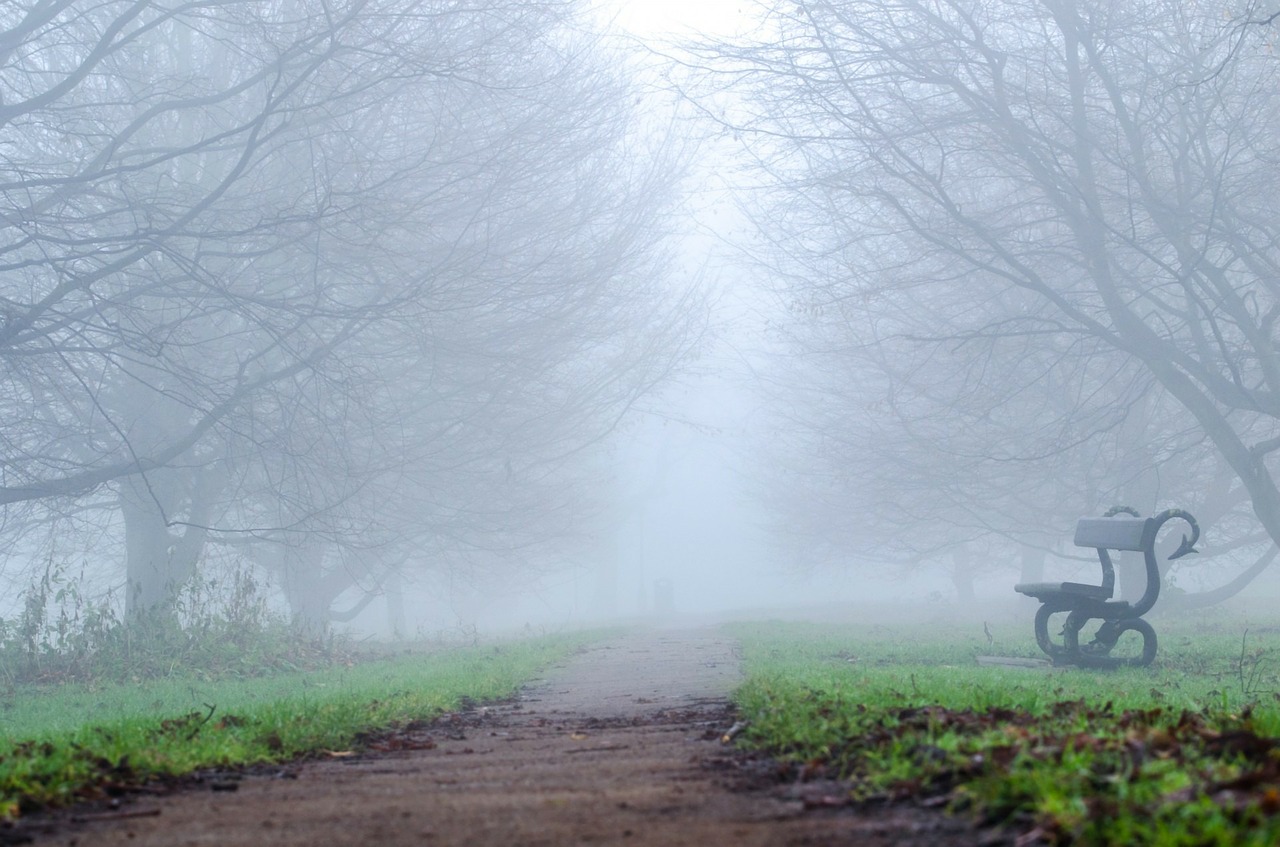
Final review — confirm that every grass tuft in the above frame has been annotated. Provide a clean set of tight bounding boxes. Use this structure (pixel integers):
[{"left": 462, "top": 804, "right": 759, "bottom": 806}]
[
  {"left": 727, "top": 616, "right": 1280, "bottom": 845},
  {"left": 0, "top": 632, "right": 598, "bottom": 820}
]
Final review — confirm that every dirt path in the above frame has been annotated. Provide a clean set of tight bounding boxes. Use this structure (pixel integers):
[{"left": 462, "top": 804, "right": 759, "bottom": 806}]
[{"left": 21, "top": 627, "right": 979, "bottom": 846}]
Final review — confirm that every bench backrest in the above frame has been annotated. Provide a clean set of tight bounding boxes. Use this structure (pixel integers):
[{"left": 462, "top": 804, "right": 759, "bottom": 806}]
[{"left": 1073, "top": 517, "right": 1151, "bottom": 551}]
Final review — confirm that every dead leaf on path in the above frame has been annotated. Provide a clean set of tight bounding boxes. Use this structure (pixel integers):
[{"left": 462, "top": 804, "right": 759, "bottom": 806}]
[
  {"left": 370, "top": 740, "right": 431, "bottom": 752},
  {"left": 326, "top": 750, "right": 356, "bottom": 758},
  {"left": 570, "top": 732, "right": 589, "bottom": 741}
]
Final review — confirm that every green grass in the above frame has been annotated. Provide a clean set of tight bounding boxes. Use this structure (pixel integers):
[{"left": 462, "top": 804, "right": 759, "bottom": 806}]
[
  {"left": 727, "top": 613, "right": 1280, "bottom": 845},
  {"left": 0, "top": 632, "right": 597, "bottom": 819}
]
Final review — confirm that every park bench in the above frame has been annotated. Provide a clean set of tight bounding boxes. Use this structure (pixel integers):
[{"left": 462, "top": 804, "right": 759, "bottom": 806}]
[{"left": 1014, "top": 507, "right": 1199, "bottom": 668}]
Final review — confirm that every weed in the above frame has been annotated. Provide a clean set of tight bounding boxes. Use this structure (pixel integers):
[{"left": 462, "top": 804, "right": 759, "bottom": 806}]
[
  {"left": 1236, "top": 629, "right": 1275, "bottom": 700},
  {"left": 0, "top": 560, "right": 342, "bottom": 685}
]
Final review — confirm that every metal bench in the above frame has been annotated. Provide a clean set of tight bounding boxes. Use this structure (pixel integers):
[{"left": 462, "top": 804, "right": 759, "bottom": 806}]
[{"left": 1014, "top": 507, "right": 1199, "bottom": 668}]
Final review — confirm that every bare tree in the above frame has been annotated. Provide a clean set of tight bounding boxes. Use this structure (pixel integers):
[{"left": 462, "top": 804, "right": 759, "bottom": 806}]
[
  {"left": 0, "top": 1, "right": 703, "bottom": 624},
  {"left": 702, "top": 0, "right": 1280, "bottom": 596}
]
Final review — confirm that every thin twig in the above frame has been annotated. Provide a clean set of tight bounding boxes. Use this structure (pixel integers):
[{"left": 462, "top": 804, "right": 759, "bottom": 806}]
[{"left": 70, "top": 808, "right": 162, "bottom": 823}]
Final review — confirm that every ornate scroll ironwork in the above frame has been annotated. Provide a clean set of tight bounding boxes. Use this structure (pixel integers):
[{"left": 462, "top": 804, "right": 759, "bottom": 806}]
[{"left": 1016, "top": 508, "right": 1199, "bottom": 669}]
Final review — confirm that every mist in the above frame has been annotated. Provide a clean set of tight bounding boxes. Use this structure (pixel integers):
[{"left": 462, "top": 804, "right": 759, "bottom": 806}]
[{"left": 5, "top": 0, "right": 1280, "bottom": 662}]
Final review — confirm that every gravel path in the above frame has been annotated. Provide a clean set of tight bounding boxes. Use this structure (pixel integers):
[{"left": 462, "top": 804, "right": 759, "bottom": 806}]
[
  {"left": 22, "top": 626, "right": 976, "bottom": 847},
  {"left": 528, "top": 626, "right": 742, "bottom": 716}
]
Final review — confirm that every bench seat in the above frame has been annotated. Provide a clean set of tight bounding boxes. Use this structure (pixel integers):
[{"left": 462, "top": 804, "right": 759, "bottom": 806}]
[{"left": 1014, "top": 581, "right": 1112, "bottom": 602}]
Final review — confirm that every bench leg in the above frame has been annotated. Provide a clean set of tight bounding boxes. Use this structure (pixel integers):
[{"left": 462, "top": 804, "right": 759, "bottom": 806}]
[
  {"left": 1064, "top": 616, "right": 1158, "bottom": 669},
  {"left": 1033, "top": 605, "right": 1074, "bottom": 664}
]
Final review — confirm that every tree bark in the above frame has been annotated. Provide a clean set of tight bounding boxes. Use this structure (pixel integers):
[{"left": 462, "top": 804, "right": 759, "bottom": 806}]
[{"left": 1163, "top": 546, "right": 1278, "bottom": 611}]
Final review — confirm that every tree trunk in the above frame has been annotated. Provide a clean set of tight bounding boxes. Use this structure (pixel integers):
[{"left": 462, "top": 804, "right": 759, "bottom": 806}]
[
  {"left": 951, "top": 548, "right": 977, "bottom": 603},
  {"left": 278, "top": 544, "right": 366, "bottom": 637},
  {"left": 121, "top": 462, "right": 222, "bottom": 620},
  {"left": 122, "top": 477, "right": 181, "bottom": 618},
  {"left": 1018, "top": 545, "right": 1046, "bottom": 585},
  {"left": 385, "top": 569, "right": 407, "bottom": 640},
  {"left": 1163, "top": 546, "right": 1278, "bottom": 611}
]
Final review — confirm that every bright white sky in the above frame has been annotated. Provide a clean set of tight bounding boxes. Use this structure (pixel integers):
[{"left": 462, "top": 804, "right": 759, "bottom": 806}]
[{"left": 603, "top": 0, "right": 757, "bottom": 40}]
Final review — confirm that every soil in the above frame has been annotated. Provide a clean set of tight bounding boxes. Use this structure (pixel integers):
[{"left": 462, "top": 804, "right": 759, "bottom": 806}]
[{"left": 13, "top": 626, "right": 990, "bottom": 846}]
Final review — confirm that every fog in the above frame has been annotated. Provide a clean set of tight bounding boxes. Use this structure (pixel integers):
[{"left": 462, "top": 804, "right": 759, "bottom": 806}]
[{"left": 4, "top": 0, "right": 1280, "bottom": 655}]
